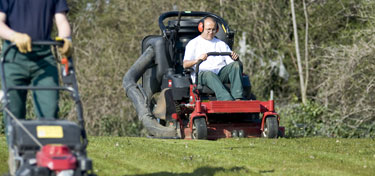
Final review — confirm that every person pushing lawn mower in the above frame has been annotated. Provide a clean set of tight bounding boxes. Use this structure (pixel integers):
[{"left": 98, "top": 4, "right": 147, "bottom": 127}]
[
  {"left": 0, "top": 1, "right": 94, "bottom": 175},
  {"left": 0, "top": 0, "right": 72, "bottom": 121}
]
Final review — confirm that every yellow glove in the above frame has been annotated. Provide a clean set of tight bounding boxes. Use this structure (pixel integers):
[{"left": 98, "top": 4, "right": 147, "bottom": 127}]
[
  {"left": 58, "top": 38, "right": 73, "bottom": 58},
  {"left": 10, "top": 32, "right": 32, "bottom": 53}
]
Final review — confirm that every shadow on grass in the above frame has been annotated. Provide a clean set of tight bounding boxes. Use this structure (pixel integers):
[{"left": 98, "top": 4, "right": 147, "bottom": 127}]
[{"left": 123, "top": 166, "right": 260, "bottom": 176}]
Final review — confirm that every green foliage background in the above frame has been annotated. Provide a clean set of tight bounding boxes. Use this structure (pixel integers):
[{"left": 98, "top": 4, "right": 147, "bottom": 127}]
[{"left": 1, "top": 0, "right": 374, "bottom": 137}]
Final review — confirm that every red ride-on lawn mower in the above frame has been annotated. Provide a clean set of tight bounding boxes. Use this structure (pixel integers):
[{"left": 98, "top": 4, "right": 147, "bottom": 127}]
[
  {"left": 123, "top": 11, "right": 284, "bottom": 139},
  {"left": 1, "top": 41, "right": 95, "bottom": 176}
]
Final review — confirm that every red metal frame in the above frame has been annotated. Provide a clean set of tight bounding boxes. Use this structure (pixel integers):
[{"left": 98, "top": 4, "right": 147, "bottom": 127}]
[{"left": 179, "top": 85, "right": 284, "bottom": 139}]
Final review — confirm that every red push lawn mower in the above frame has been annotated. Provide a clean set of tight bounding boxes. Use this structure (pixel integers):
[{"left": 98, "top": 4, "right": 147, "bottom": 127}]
[
  {"left": 123, "top": 11, "right": 284, "bottom": 139},
  {"left": 1, "top": 41, "right": 95, "bottom": 176}
]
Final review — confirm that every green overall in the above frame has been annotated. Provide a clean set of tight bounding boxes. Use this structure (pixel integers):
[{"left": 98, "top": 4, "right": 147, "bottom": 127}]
[
  {"left": 198, "top": 61, "right": 244, "bottom": 101},
  {"left": 1, "top": 41, "right": 59, "bottom": 120}
]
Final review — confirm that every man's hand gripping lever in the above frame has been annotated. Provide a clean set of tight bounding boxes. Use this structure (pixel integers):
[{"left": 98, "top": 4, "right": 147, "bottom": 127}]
[{"left": 10, "top": 32, "right": 32, "bottom": 53}]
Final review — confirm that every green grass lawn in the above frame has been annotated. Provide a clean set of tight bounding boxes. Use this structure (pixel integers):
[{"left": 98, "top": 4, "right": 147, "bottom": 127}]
[{"left": 1, "top": 136, "right": 374, "bottom": 176}]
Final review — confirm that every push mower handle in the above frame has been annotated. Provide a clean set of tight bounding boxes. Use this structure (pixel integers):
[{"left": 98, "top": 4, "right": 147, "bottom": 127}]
[
  {"left": 1, "top": 39, "right": 69, "bottom": 92},
  {"left": 31, "top": 40, "right": 64, "bottom": 46},
  {"left": 1, "top": 40, "right": 64, "bottom": 62},
  {"left": 1, "top": 39, "right": 68, "bottom": 90}
]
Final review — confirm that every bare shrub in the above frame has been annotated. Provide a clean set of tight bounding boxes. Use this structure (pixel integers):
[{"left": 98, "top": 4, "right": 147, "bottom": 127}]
[{"left": 315, "top": 29, "right": 375, "bottom": 137}]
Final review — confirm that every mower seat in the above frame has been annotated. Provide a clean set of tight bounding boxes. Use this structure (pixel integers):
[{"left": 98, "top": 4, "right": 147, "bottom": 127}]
[{"left": 184, "top": 67, "right": 252, "bottom": 97}]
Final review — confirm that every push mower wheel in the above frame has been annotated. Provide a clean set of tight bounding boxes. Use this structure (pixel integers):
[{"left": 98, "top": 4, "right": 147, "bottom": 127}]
[
  {"left": 262, "top": 116, "right": 278, "bottom": 138},
  {"left": 192, "top": 117, "right": 207, "bottom": 139},
  {"left": 8, "top": 147, "right": 19, "bottom": 176}
]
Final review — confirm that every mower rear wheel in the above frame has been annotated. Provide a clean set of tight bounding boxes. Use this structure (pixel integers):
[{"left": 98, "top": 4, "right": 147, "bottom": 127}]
[
  {"left": 262, "top": 116, "right": 278, "bottom": 138},
  {"left": 192, "top": 117, "right": 207, "bottom": 139}
]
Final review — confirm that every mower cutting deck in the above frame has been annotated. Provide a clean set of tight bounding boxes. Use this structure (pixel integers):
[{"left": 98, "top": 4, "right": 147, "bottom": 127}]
[
  {"left": 123, "top": 11, "right": 284, "bottom": 139},
  {"left": 182, "top": 99, "right": 284, "bottom": 140}
]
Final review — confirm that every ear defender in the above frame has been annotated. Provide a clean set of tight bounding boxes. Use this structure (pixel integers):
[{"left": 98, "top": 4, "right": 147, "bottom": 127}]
[
  {"left": 198, "top": 20, "right": 204, "bottom": 33},
  {"left": 198, "top": 16, "right": 219, "bottom": 33}
]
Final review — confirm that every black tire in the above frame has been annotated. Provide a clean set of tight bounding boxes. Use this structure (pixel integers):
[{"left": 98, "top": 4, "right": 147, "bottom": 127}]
[
  {"left": 8, "top": 147, "right": 19, "bottom": 176},
  {"left": 278, "top": 129, "right": 284, "bottom": 138},
  {"left": 231, "top": 130, "right": 238, "bottom": 138},
  {"left": 192, "top": 117, "right": 207, "bottom": 139},
  {"left": 262, "top": 116, "right": 278, "bottom": 138},
  {"left": 238, "top": 130, "right": 245, "bottom": 138}
]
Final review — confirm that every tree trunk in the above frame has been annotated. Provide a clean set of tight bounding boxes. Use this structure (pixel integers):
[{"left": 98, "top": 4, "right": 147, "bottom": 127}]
[
  {"left": 290, "top": 0, "right": 307, "bottom": 104},
  {"left": 303, "top": 0, "right": 309, "bottom": 102}
]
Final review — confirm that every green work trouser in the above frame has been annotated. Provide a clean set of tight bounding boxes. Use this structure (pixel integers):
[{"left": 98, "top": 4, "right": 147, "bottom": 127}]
[
  {"left": 1, "top": 41, "right": 59, "bottom": 120},
  {"left": 198, "top": 61, "right": 244, "bottom": 101}
]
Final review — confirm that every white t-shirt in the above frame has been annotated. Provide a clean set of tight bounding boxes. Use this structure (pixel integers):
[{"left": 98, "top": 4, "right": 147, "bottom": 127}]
[{"left": 183, "top": 36, "right": 233, "bottom": 83}]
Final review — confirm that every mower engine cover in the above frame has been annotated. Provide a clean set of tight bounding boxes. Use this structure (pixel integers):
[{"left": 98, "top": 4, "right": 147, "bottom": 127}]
[
  {"left": 12, "top": 120, "right": 82, "bottom": 151},
  {"left": 161, "top": 69, "right": 190, "bottom": 101},
  {"left": 36, "top": 144, "right": 77, "bottom": 171}
]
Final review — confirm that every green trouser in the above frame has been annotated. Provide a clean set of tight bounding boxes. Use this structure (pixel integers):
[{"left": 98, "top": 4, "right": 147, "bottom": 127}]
[
  {"left": 1, "top": 41, "right": 59, "bottom": 121},
  {"left": 198, "top": 61, "right": 244, "bottom": 101}
]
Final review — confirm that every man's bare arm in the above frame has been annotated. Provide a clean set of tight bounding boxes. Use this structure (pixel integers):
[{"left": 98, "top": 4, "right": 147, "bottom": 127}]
[
  {"left": 0, "top": 12, "right": 16, "bottom": 41},
  {"left": 183, "top": 59, "right": 199, "bottom": 69},
  {"left": 55, "top": 12, "right": 71, "bottom": 38},
  {"left": 0, "top": 12, "right": 32, "bottom": 53},
  {"left": 55, "top": 12, "right": 73, "bottom": 58},
  {"left": 183, "top": 53, "right": 208, "bottom": 69}
]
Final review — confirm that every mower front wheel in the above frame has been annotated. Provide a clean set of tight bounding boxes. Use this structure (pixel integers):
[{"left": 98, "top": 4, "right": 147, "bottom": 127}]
[
  {"left": 192, "top": 117, "right": 207, "bottom": 139},
  {"left": 262, "top": 116, "right": 278, "bottom": 138},
  {"left": 8, "top": 147, "right": 18, "bottom": 176}
]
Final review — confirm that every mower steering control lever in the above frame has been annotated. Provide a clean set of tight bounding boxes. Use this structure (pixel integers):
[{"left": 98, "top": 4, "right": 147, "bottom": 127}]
[
  {"left": 206, "top": 52, "right": 232, "bottom": 56},
  {"left": 194, "top": 52, "right": 235, "bottom": 88}
]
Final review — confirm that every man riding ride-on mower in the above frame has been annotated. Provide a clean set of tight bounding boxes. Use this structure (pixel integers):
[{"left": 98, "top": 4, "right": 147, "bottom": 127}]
[
  {"left": 123, "top": 11, "right": 284, "bottom": 140},
  {"left": 183, "top": 16, "right": 243, "bottom": 101},
  {"left": 0, "top": 1, "right": 94, "bottom": 176}
]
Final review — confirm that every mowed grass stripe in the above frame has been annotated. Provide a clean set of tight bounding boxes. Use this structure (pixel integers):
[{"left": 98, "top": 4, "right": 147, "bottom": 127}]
[
  {"left": 87, "top": 137, "right": 146, "bottom": 175},
  {"left": 1, "top": 136, "right": 374, "bottom": 175},
  {"left": 86, "top": 137, "right": 374, "bottom": 176}
]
